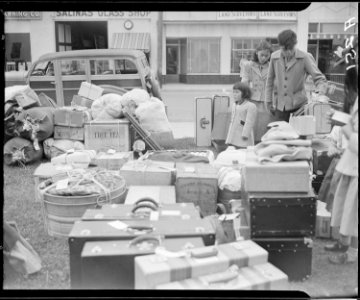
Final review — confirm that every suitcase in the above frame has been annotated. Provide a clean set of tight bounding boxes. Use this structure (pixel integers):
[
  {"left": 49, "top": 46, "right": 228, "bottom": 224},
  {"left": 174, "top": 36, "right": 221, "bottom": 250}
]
[
  {"left": 155, "top": 263, "right": 289, "bottom": 290},
  {"left": 252, "top": 237, "right": 313, "bottom": 282},
  {"left": 80, "top": 235, "right": 205, "bottom": 289},
  {"left": 81, "top": 201, "right": 201, "bottom": 221},
  {"left": 69, "top": 218, "right": 216, "bottom": 288},
  {"left": 124, "top": 185, "right": 176, "bottom": 205},
  {"left": 245, "top": 191, "right": 316, "bottom": 238},
  {"left": 195, "top": 97, "right": 212, "bottom": 147},
  {"left": 211, "top": 95, "right": 231, "bottom": 141},
  {"left": 135, "top": 239, "right": 269, "bottom": 289},
  {"left": 311, "top": 138, "right": 333, "bottom": 176}
]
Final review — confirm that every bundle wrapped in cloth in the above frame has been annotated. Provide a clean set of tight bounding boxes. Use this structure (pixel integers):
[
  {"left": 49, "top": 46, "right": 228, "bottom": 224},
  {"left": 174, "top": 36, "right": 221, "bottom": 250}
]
[
  {"left": 91, "top": 93, "right": 123, "bottom": 120},
  {"left": 255, "top": 121, "right": 313, "bottom": 163},
  {"left": 121, "top": 88, "right": 150, "bottom": 113},
  {"left": 43, "top": 138, "right": 85, "bottom": 159},
  {"left": 44, "top": 169, "right": 125, "bottom": 197},
  {"left": 51, "top": 149, "right": 97, "bottom": 169}
]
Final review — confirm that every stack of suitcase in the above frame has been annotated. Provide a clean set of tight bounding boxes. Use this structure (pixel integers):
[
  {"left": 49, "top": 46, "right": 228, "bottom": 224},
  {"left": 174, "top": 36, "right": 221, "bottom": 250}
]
[{"left": 242, "top": 150, "right": 316, "bottom": 282}]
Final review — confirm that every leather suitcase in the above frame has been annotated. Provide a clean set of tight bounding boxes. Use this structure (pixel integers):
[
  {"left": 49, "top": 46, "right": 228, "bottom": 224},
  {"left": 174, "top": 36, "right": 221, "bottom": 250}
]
[
  {"left": 82, "top": 200, "right": 201, "bottom": 221},
  {"left": 155, "top": 263, "right": 289, "bottom": 290},
  {"left": 69, "top": 218, "right": 215, "bottom": 288},
  {"left": 135, "top": 240, "right": 269, "bottom": 289},
  {"left": 246, "top": 191, "right": 316, "bottom": 238},
  {"left": 80, "top": 235, "right": 204, "bottom": 289},
  {"left": 252, "top": 237, "right": 313, "bottom": 282}
]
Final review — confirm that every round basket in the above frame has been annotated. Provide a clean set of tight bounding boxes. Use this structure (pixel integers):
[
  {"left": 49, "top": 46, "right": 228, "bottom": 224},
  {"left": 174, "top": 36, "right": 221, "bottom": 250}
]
[
  {"left": 46, "top": 214, "right": 78, "bottom": 238},
  {"left": 217, "top": 188, "right": 242, "bottom": 214}
]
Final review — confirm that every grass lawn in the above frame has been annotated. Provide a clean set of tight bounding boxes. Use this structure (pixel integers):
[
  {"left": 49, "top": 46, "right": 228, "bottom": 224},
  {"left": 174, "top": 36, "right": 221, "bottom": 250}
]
[{"left": 2, "top": 138, "right": 358, "bottom": 296}]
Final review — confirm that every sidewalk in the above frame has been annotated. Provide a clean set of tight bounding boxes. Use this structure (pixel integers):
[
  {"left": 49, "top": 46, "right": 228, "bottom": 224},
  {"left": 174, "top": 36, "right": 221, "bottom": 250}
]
[{"left": 161, "top": 83, "right": 233, "bottom": 93}]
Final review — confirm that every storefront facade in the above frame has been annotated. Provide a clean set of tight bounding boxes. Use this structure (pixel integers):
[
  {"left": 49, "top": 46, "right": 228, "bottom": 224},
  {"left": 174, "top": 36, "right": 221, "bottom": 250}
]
[
  {"left": 306, "top": 2, "right": 358, "bottom": 84},
  {"left": 4, "top": 11, "right": 159, "bottom": 72},
  {"left": 161, "top": 11, "right": 309, "bottom": 84}
]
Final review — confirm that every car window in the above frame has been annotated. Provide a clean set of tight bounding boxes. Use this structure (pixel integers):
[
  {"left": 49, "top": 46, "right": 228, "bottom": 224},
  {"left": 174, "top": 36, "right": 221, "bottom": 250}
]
[
  {"left": 30, "top": 61, "right": 51, "bottom": 76},
  {"left": 90, "top": 59, "right": 115, "bottom": 75},
  {"left": 60, "top": 59, "right": 86, "bottom": 75},
  {"left": 114, "top": 59, "right": 138, "bottom": 74}
]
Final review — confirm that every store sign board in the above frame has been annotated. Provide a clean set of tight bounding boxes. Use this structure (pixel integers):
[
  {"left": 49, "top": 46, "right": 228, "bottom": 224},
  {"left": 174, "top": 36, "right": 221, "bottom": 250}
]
[
  {"left": 53, "top": 11, "right": 151, "bottom": 18},
  {"left": 259, "top": 11, "right": 297, "bottom": 20},
  {"left": 217, "top": 12, "right": 257, "bottom": 20},
  {"left": 4, "top": 11, "right": 42, "bottom": 20},
  {"left": 217, "top": 11, "right": 297, "bottom": 21}
]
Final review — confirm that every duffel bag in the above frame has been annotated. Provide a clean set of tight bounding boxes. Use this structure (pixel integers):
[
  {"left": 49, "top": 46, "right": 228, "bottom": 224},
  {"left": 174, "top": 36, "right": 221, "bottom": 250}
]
[
  {"left": 4, "top": 137, "right": 44, "bottom": 166},
  {"left": 15, "top": 107, "right": 55, "bottom": 144}
]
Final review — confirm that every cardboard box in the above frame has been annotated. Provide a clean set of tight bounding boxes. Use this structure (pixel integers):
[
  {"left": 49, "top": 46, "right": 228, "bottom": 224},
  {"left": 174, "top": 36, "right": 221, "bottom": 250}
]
[
  {"left": 84, "top": 120, "right": 131, "bottom": 152},
  {"left": 218, "top": 210, "right": 250, "bottom": 243},
  {"left": 175, "top": 163, "right": 218, "bottom": 216},
  {"left": 33, "top": 163, "right": 72, "bottom": 202},
  {"left": 243, "top": 151, "right": 311, "bottom": 193},
  {"left": 14, "top": 86, "right": 40, "bottom": 109},
  {"left": 135, "top": 240, "right": 269, "bottom": 289},
  {"left": 54, "top": 126, "right": 84, "bottom": 141},
  {"left": 78, "top": 82, "right": 104, "bottom": 101},
  {"left": 120, "top": 160, "right": 175, "bottom": 186},
  {"left": 289, "top": 115, "right": 316, "bottom": 136},
  {"left": 72, "top": 95, "right": 94, "bottom": 109},
  {"left": 155, "top": 263, "right": 289, "bottom": 290},
  {"left": 124, "top": 185, "right": 176, "bottom": 205},
  {"left": 54, "top": 107, "right": 92, "bottom": 128},
  {"left": 315, "top": 200, "right": 332, "bottom": 239},
  {"left": 331, "top": 110, "right": 352, "bottom": 126},
  {"left": 95, "top": 151, "right": 133, "bottom": 170}
]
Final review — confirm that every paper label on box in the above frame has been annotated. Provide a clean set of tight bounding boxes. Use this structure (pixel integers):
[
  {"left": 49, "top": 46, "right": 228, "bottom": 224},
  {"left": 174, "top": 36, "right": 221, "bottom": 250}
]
[
  {"left": 150, "top": 211, "right": 160, "bottom": 221},
  {"left": 155, "top": 247, "right": 187, "bottom": 258},
  {"left": 161, "top": 210, "right": 181, "bottom": 216},
  {"left": 184, "top": 166, "right": 196, "bottom": 173},
  {"left": 107, "top": 149, "right": 116, "bottom": 154},
  {"left": 108, "top": 220, "right": 128, "bottom": 230},
  {"left": 56, "top": 178, "right": 69, "bottom": 190}
]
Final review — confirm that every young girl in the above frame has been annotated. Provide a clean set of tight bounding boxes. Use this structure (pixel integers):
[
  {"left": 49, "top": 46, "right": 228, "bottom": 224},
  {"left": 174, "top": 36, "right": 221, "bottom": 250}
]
[
  {"left": 325, "top": 41, "right": 358, "bottom": 265},
  {"left": 241, "top": 39, "right": 274, "bottom": 143},
  {"left": 225, "top": 82, "right": 257, "bottom": 148}
]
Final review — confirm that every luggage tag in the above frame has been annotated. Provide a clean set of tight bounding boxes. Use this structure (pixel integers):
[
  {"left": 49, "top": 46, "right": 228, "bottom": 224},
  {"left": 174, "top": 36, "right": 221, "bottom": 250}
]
[
  {"left": 107, "top": 149, "right": 116, "bottom": 155},
  {"left": 56, "top": 178, "right": 69, "bottom": 190},
  {"left": 107, "top": 220, "right": 128, "bottom": 230}
]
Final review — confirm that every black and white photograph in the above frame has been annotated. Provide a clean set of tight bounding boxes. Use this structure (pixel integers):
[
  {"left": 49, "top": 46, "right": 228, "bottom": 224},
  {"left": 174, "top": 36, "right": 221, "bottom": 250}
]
[{"left": 2, "top": 3, "right": 358, "bottom": 298}]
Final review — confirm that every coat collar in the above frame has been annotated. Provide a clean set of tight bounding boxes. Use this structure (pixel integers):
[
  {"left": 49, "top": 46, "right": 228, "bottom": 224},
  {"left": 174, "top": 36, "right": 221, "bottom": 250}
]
[
  {"left": 250, "top": 61, "right": 269, "bottom": 78},
  {"left": 272, "top": 49, "right": 306, "bottom": 72}
]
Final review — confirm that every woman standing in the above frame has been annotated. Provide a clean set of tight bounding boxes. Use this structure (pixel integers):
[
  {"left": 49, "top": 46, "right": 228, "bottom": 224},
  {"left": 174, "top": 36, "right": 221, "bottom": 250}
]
[{"left": 241, "top": 40, "right": 274, "bottom": 143}]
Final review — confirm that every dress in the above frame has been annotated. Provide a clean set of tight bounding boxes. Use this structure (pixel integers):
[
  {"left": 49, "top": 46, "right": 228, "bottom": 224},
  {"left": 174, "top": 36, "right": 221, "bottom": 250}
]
[
  {"left": 225, "top": 100, "right": 257, "bottom": 148},
  {"left": 242, "top": 61, "right": 276, "bottom": 142},
  {"left": 330, "top": 98, "right": 358, "bottom": 237}
]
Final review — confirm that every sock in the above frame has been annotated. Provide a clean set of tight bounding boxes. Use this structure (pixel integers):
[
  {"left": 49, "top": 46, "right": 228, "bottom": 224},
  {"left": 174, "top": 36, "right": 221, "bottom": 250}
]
[{"left": 346, "top": 247, "right": 358, "bottom": 261}]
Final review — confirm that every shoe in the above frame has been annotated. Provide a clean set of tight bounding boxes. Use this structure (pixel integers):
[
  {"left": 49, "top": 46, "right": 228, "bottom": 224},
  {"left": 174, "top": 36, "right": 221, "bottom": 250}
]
[
  {"left": 328, "top": 252, "right": 357, "bottom": 264},
  {"left": 324, "top": 241, "right": 349, "bottom": 252}
]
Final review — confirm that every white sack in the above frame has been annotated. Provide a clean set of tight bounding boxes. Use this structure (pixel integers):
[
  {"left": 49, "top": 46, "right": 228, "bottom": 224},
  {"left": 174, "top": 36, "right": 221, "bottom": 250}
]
[
  {"left": 91, "top": 93, "right": 123, "bottom": 120},
  {"left": 218, "top": 167, "right": 242, "bottom": 192},
  {"left": 121, "top": 88, "right": 150, "bottom": 109},
  {"left": 212, "top": 148, "right": 247, "bottom": 168},
  {"left": 134, "top": 99, "right": 172, "bottom": 133},
  {"left": 5, "top": 85, "right": 29, "bottom": 102}
]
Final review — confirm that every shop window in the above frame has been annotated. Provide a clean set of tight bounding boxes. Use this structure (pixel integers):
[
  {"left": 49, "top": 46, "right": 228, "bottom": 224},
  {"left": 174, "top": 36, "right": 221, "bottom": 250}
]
[
  {"left": 57, "top": 23, "right": 72, "bottom": 52},
  {"left": 231, "top": 38, "right": 277, "bottom": 73},
  {"left": 5, "top": 33, "right": 31, "bottom": 71},
  {"left": 114, "top": 59, "right": 138, "bottom": 74},
  {"left": 60, "top": 59, "right": 86, "bottom": 75},
  {"left": 309, "top": 23, "right": 319, "bottom": 33},
  {"left": 320, "top": 23, "right": 343, "bottom": 33},
  {"left": 188, "top": 38, "right": 220, "bottom": 73}
]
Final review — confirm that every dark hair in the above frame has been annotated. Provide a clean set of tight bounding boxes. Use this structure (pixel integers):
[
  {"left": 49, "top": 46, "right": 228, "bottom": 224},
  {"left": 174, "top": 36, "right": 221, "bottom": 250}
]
[
  {"left": 252, "top": 39, "right": 273, "bottom": 63},
  {"left": 233, "top": 81, "right": 252, "bottom": 99},
  {"left": 343, "top": 48, "right": 358, "bottom": 113},
  {"left": 278, "top": 29, "right": 297, "bottom": 50}
]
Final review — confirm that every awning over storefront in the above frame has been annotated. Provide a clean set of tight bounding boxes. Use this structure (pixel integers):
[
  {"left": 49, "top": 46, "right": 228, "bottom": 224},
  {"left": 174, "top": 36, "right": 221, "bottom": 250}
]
[
  {"left": 111, "top": 33, "right": 150, "bottom": 52},
  {"left": 308, "top": 33, "right": 358, "bottom": 40}
]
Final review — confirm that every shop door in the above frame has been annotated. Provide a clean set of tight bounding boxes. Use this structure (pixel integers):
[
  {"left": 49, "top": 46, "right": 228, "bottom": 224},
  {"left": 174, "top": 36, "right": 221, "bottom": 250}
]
[
  {"left": 166, "top": 44, "right": 180, "bottom": 82},
  {"left": 318, "top": 40, "right": 332, "bottom": 74}
]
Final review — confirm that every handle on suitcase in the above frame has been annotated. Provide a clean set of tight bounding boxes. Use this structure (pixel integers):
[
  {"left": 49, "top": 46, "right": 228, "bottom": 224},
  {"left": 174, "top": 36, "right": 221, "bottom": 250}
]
[
  {"left": 131, "top": 203, "right": 158, "bottom": 214},
  {"left": 128, "top": 234, "right": 162, "bottom": 248},
  {"left": 126, "top": 225, "right": 154, "bottom": 234},
  {"left": 203, "top": 265, "right": 239, "bottom": 285},
  {"left": 190, "top": 247, "right": 218, "bottom": 258},
  {"left": 134, "top": 197, "right": 160, "bottom": 208}
]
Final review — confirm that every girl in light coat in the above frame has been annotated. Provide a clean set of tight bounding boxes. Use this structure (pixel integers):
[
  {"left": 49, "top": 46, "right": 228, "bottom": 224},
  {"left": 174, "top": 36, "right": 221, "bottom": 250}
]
[
  {"left": 241, "top": 40, "right": 275, "bottom": 143},
  {"left": 225, "top": 82, "right": 257, "bottom": 148}
]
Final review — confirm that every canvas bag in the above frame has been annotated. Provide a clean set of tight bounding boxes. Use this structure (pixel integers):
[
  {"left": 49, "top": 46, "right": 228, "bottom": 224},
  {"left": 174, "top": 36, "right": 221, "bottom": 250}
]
[
  {"left": 3, "top": 222, "right": 42, "bottom": 276},
  {"left": 4, "top": 137, "right": 44, "bottom": 166}
]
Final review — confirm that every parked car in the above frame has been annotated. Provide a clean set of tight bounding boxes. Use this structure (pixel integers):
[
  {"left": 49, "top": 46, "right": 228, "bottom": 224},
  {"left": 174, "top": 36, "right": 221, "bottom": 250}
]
[
  {"left": 24, "top": 49, "right": 162, "bottom": 106},
  {"left": 5, "top": 70, "right": 28, "bottom": 87}
]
